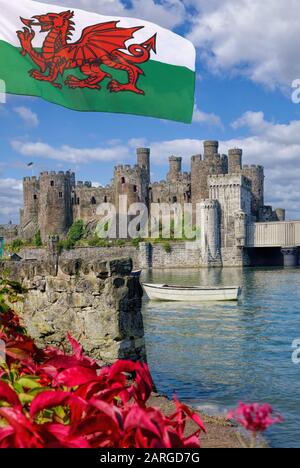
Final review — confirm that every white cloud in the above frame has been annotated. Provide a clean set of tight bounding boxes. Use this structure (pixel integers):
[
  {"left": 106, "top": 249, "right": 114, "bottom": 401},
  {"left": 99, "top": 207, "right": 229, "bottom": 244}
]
[
  {"left": 0, "top": 178, "right": 23, "bottom": 224},
  {"left": 39, "top": 0, "right": 186, "bottom": 29},
  {"left": 193, "top": 105, "right": 223, "bottom": 128},
  {"left": 187, "top": 0, "right": 300, "bottom": 90},
  {"left": 10, "top": 140, "right": 130, "bottom": 164},
  {"left": 13, "top": 107, "right": 39, "bottom": 128}
]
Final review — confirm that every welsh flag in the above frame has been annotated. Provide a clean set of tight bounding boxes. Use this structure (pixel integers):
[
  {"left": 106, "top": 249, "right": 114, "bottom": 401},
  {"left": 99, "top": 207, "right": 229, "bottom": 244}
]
[{"left": 0, "top": 0, "right": 196, "bottom": 123}]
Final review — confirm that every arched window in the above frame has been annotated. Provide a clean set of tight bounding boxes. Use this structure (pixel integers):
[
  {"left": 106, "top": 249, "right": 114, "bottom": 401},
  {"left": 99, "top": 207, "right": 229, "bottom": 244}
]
[
  {"left": 33, "top": 194, "right": 37, "bottom": 200},
  {"left": 104, "top": 196, "right": 108, "bottom": 203},
  {"left": 50, "top": 180, "right": 54, "bottom": 187},
  {"left": 121, "top": 177, "right": 125, "bottom": 184},
  {"left": 91, "top": 196, "right": 96, "bottom": 205},
  {"left": 133, "top": 185, "right": 137, "bottom": 193},
  {"left": 173, "top": 196, "right": 177, "bottom": 203}
]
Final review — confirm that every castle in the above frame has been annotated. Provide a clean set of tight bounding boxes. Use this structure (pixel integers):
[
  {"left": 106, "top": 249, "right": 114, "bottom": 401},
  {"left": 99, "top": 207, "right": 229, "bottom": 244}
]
[{"left": 0, "top": 140, "right": 287, "bottom": 267}]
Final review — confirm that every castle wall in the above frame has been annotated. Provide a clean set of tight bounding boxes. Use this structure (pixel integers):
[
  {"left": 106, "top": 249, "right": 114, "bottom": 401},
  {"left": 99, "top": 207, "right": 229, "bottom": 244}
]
[
  {"left": 72, "top": 183, "right": 114, "bottom": 223},
  {"left": 151, "top": 174, "right": 191, "bottom": 206}
]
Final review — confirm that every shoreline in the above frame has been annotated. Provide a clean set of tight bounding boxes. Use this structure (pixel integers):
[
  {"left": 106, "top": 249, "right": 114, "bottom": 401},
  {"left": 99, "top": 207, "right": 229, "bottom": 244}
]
[{"left": 147, "top": 393, "right": 268, "bottom": 449}]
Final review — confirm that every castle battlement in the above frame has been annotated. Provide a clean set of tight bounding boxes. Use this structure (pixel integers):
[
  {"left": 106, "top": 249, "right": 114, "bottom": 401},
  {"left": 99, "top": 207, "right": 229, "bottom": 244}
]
[
  {"left": 40, "top": 171, "right": 74, "bottom": 178},
  {"left": 191, "top": 154, "right": 202, "bottom": 163},
  {"left": 243, "top": 164, "right": 264, "bottom": 170},
  {"left": 77, "top": 181, "right": 92, "bottom": 188},
  {"left": 23, "top": 176, "right": 38, "bottom": 182},
  {"left": 208, "top": 173, "right": 252, "bottom": 189},
  {"left": 200, "top": 199, "right": 220, "bottom": 209}
]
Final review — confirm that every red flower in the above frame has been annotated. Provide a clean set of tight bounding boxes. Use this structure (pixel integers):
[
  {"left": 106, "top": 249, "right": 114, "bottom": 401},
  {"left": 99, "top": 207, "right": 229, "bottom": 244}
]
[
  {"left": 0, "top": 309, "right": 207, "bottom": 449},
  {"left": 227, "top": 402, "right": 283, "bottom": 432}
]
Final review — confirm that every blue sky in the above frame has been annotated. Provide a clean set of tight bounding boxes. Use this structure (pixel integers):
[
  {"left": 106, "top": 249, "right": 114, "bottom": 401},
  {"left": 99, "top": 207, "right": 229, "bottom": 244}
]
[{"left": 1, "top": 0, "right": 300, "bottom": 223}]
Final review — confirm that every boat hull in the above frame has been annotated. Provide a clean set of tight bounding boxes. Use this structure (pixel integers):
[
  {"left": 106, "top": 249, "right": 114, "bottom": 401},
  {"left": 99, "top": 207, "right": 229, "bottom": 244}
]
[{"left": 142, "top": 283, "right": 241, "bottom": 302}]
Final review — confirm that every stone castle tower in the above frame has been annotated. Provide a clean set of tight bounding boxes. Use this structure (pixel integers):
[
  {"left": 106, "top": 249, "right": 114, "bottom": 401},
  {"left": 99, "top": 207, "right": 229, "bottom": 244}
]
[{"left": 38, "top": 172, "right": 74, "bottom": 242}]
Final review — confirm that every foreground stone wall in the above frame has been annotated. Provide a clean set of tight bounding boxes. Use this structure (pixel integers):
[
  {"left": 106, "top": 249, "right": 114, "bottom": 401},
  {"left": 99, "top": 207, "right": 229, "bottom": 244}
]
[
  {"left": 0, "top": 258, "right": 146, "bottom": 364},
  {"left": 20, "top": 245, "right": 140, "bottom": 268}
]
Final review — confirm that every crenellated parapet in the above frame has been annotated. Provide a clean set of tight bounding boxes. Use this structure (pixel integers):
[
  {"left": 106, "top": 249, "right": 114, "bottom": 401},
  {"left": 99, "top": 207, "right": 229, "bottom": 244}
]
[{"left": 208, "top": 173, "right": 252, "bottom": 191}]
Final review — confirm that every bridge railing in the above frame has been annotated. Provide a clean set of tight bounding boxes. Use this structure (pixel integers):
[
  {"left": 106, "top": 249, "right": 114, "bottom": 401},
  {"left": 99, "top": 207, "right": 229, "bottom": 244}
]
[{"left": 246, "top": 221, "right": 300, "bottom": 247}]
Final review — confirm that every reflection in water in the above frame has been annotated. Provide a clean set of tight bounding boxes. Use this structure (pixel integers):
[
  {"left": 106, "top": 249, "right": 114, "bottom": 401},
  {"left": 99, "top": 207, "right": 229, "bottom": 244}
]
[{"left": 142, "top": 267, "right": 300, "bottom": 448}]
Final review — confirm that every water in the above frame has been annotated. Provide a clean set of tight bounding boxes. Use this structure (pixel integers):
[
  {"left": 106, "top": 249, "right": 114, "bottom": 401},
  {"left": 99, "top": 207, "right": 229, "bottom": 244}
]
[{"left": 141, "top": 267, "right": 300, "bottom": 448}]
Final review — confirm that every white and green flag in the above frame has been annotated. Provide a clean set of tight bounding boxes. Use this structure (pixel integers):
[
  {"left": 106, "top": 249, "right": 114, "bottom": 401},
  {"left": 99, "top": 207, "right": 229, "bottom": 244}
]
[{"left": 0, "top": 0, "right": 196, "bottom": 123}]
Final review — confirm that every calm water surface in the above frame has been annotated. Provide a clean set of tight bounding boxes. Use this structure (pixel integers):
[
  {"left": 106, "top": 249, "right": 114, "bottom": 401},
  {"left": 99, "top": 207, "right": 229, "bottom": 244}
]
[{"left": 141, "top": 267, "right": 300, "bottom": 448}]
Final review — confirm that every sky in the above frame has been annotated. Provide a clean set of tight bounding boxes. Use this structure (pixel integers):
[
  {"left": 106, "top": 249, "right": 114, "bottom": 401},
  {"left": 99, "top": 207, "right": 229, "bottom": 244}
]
[{"left": 1, "top": 0, "right": 300, "bottom": 223}]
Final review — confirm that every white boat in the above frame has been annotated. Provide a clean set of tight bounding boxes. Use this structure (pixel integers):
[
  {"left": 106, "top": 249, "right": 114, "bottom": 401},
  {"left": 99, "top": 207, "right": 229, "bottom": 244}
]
[{"left": 142, "top": 283, "right": 242, "bottom": 302}]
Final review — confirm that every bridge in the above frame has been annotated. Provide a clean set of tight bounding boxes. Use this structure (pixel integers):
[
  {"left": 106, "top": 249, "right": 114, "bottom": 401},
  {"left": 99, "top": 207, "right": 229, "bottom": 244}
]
[{"left": 246, "top": 221, "right": 300, "bottom": 266}]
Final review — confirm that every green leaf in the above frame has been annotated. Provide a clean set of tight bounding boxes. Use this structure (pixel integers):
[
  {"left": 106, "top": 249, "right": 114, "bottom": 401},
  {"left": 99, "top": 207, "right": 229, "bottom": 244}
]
[
  {"left": 19, "top": 393, "right": 34, "bottom": 405},
  {"left": 29, "top": 387, "right": 52, "bottom": 397},
  {"left": 17, "top": 376, "right": 41, "bottom": 390}
]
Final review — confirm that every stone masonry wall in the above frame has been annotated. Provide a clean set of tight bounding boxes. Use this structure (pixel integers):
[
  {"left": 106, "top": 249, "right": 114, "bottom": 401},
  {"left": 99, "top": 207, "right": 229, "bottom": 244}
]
[
  {"left": 19, "top": 242, "right": 250, "bottom": 269},
  {"left": 139, "top": 242, "right": 202, "bottom": 269},
  {"left": 20, "top": 246, "right": 140, "bottom": 269},
  {"left": 0, "top": 258, "right": 146, "bottom": 364}
]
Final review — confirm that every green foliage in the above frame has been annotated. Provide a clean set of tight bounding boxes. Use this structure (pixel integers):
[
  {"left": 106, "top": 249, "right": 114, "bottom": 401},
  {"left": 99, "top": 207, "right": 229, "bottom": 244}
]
[
  {"left": 67, "top": 220, "right": 85, "bottom": 244},
  {"left": 87, "top": 236, "right": 110, "bottom": 248},
  {"left": 115, "top": 239, "right": 126, "bottom": 247},
  {"left": 34, "top": 230, "right": 42, "bottom": 247},
  {"left": 57, "top": 220, "right": 86, "bottom": 251},
  {"left": 131, "top": 237, "right": 143, "bottom": 248},
  {"left": 57, "top": 237, "right": 74, "bottom": 251},
  {"left": 0, "top": 278, "right": 27, "bottom": 314},
  {"left": 11, "top": 239, "right": 23, "bottom": 252},
  {"left": 163, "top": 242, "right": 172, "bottom": 254}
]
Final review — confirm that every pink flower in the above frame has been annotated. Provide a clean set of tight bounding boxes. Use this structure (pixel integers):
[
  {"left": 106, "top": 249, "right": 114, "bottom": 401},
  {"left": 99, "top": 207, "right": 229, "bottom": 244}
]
[{"left": 227, "top": 403, "right": 283, "bottom": 433}]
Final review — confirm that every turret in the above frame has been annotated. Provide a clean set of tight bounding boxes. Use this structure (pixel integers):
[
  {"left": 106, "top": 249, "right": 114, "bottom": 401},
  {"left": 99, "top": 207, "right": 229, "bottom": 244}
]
[
  {"left": 21, "top": 176, "right": 39, "bottom": 227},
  {"left": 228, "top": 148, "right": 243, "bottom": 174},
  {"left": 275, "top": 208, "right": 286, "bottom": 222},
  {"left": 167, "top": 156, "right": 182, "bottom": 182},
  {"left": 204, "top": 141, "right": 219, "bottom": 160},
  {"left": 137, "top": 148, "right": 150, "bottom": 181},
  {"left": 199, "top": 199, "right": 221, "bottom": 265}
]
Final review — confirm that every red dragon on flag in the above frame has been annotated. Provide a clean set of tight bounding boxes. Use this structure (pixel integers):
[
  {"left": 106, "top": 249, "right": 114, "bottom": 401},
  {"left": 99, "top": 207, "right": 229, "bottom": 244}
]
[{"left": 16, "top": 10, "right": 157, "bottom": 94}]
